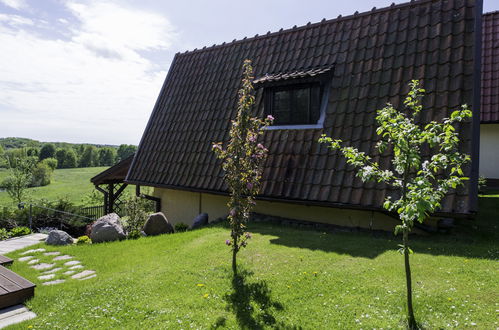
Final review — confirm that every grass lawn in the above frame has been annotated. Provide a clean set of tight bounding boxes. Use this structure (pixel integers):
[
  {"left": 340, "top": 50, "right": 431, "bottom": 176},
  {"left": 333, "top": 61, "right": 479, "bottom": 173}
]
[
  {"left": 4, "top": 195, "right": 497, "bottom": 329},
  {"left": 0, "top": 167, "right": 108, "bottom": 207}
]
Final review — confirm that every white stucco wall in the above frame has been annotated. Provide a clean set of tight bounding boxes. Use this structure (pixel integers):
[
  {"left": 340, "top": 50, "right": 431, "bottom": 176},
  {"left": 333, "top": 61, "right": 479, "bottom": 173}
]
[
  {"left": 153, "top": 187, "right": 432, "bottom": 233},
  {"left": 479, "top": 123, "right": 499, "bottom": 179}
]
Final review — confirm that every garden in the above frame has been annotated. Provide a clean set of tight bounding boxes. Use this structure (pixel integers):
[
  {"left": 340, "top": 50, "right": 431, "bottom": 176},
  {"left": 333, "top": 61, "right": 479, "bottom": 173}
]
[
  {"left": 3, "top": 195, "right": 497, "bottom": 329},
  {"left": 0, "top": 63, "right": 497, "bottom": 329}
]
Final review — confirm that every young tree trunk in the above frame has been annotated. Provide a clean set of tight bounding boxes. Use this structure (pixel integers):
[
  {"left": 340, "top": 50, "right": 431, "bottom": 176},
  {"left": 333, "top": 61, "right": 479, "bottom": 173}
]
[
  {"left": 403, "top": 229, "right": 417, "bottom": 329},
  {"left": 232, "top": 249, "right": 237, "bottom": 274},
  {"left": 232, "top": 236, "right": 238, "bottom": 275}
]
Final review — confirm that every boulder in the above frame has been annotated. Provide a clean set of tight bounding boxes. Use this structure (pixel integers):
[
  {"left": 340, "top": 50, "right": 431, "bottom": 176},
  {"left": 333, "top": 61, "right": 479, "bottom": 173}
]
[
  {"left": 90, "top": 213, "right": 126, "bottom": 243},
  {"left": 191, "top": 213, "right": 209, "bottom": 229},
  {"left": 46, "top": 230, "right": 73, "bottom": 246},
  {"left": 143, "top": 212, "right": 173, "bottom": 236}
]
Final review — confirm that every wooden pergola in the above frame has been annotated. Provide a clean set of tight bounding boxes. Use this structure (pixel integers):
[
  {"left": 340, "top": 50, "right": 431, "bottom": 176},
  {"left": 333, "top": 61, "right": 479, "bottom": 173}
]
[
  {"left": 90, "top": 155, "right": 133, "bottom": 214},
  {"left": 90, "top": 154, "right": 161, "bottom": 214}
]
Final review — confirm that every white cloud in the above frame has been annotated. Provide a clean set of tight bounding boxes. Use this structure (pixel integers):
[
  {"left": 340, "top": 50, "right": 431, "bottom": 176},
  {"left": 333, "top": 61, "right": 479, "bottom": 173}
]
[
  {"left": 0, "top": 0, "right": 27, "bottom": 10},
  {"left": 0, "top": 13, "right": 33, "bottom": 26},
  {"left": 0, "top": 2, "right": 176, "bottom": 145},
  {"left": 66, "top": 1, "right": 176, "bottom": 60}
]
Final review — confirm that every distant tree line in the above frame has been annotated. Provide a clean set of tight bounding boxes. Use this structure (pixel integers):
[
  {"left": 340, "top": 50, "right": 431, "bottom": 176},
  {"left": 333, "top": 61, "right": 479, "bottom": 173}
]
[{"left": 0, "top": 138, "right": 137, "bottom": 170}]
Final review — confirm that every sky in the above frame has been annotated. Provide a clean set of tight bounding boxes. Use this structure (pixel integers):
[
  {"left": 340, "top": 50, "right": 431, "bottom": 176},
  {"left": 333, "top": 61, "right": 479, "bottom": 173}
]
[{"left": 1, "top": 0, "right": 498, "bottom": 145}]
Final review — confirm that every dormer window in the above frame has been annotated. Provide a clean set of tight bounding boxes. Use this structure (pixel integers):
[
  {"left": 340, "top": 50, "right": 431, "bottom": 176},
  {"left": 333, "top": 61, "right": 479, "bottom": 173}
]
[
  {"left": 254, "top": 66, "right": 333, "bottom": 130},
  {"left": 266, "top": 83, "right": 321, "bottom": 126}
]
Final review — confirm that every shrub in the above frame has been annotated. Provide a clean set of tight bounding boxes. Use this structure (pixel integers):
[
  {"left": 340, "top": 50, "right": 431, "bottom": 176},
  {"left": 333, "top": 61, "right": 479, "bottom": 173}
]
[
  {"left": 0, "top": 228, "right": 10, "bottom": 241},
  {"left": 123, "top": 196, "right": 149, "bottom": 235},
  {"left": 127, "top": 230, "right": 141, "bottom": 240},
  {"left": 40, "top": 157, "right": 58, "bottom": 171},
  {"left": 478, "top": 175, "right": 487, "bottom": 194},
  {"left": 76, "top": 235, "right": 92, "bottom": 244},
  {"left": 9, "top": 226, "right": 31, "bottom": 237},
  {"left": 0, "top": 206, "right": 17, "bottom": 229},
  {"left": 31, "top": 162, "right": 53, "bottom": 187},
  {"left": 80, "top": 190, "right": 103, "bottom": 207},
  {"left": 174, "top": 222, "right": 189, "bottom": 232}
]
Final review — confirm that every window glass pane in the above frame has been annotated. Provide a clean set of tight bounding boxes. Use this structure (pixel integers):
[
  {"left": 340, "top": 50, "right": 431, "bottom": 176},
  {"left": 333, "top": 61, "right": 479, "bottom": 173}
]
[
  {"left": 310, "top": 85, "right": 321, "bottom": 123},
  {"left": 274, "top": 91, "right": 290, "bottom": 111},
  {"left": 293, "top": 88, "right": 310, "bottom": 124},
  {"left": 273, "top": 90, "right": 291, "bottom": 124},
  {"left": 267, "top": 83, "right": 322, "bottom": 126},
  {"left": 274, "top": 109, "right": 291, "bottom": 124}
]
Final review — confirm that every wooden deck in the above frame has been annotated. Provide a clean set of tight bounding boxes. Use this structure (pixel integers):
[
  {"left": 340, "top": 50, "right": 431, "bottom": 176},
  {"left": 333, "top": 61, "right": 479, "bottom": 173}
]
[
  {"left": 0, "top": 256, "right": 13, "bottom": 266},
  {"left": 0, "top": 266, "right": 35, "bottom": 309}
]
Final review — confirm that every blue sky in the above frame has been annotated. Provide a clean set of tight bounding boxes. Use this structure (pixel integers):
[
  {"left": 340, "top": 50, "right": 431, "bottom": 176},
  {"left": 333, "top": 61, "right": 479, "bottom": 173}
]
[{"left": 1, "top": 0, "right": 497, "bottom": 145}]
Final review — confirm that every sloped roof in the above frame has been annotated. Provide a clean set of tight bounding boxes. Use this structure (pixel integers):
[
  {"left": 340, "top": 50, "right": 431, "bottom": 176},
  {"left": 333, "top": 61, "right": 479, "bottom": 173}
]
[
  {"left": 91, "top": 154, "right": 134, "bottom": 186},
  {"left": 482, "top": 10, "right": 499, "bottom": 123},
  {"left": 127, "top": 0, "right": 481, "bottom": 215}
]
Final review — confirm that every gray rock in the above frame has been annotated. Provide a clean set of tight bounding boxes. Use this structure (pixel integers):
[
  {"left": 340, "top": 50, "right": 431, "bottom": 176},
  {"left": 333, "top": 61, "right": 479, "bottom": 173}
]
[
  {"left": 45, "top": 230, "right": 73, "bottom": 246},
  {"left": 143, "top": 212, "right": 173, "bottom": 236},
  {"left": 191, "top": 213, "right": 209, "bottom": 229},
  {"left": 90, "top": 213, "right": 126, "bottom": 243}
]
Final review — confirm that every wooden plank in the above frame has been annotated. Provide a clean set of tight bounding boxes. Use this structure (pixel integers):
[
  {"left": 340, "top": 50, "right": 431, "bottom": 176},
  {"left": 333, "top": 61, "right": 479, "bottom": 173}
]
[
  {"left": 0, "top": 266, "right": 35, "bottom": 309},
  {"left": 0, "top": 267, "right": 35, "bottom": 289},
  {"left": 0, "top": 256, "right": 13, "bottom": 266},
  {"left": 0, "top": 275, "right": 21, "bottom": 293}
]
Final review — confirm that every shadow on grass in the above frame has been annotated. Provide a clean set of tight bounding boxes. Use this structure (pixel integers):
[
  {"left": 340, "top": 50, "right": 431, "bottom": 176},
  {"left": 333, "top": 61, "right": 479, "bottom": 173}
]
[
  {"left": 212, "top": 268, "right": 300, "bottom": 330},
  {"left": 246, "top": 196, "right": 499, "bottom": 261}
]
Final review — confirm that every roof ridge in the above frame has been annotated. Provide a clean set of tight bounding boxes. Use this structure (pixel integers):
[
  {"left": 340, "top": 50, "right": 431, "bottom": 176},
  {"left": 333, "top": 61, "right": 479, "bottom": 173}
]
[
  {"left": 483, "top": 10, "right": 499, "bottom": 16},
  {"left": 176, "top": 0, "right": 438, "bottom": 56}
]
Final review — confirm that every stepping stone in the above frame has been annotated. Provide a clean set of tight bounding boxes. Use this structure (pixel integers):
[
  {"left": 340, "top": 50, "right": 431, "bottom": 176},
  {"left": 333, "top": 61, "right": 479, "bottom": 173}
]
[
  {"left": 79, "top": 274, "right": 96, "bottom": 281},
  {"left": 72, "top": 270, "right": 95, "bottom": 279},
  {"left": 38, "top": 274, "right": 55, "bottom": 280},
  {"left": 27, "top": 259, "right": 39, "bottom": 265},
  {"left": 63, "top": 271, "right": 75, "bottom": 275},
  {"left": 53, "top": 255, "right": 73, "bottom": 261},
  {"left": 42, "top": 267, "right": 62, "bottom": 274},
  {"left": 31, "top": 263, "right": 55, "bottom": 270},
  {"left": 64, "top": 261, "right": 81, "bottom": 266},
  {"left": 18, "top": 256, "right": 34, "bottom": 262},
  {"left": 21, "top": 248, "right": 45, "bottom": 255},
  {"left": 44, "top": 251, "right": 60, "bottom": 256},
  {"left": 42, "top": 279, "right": 65, "bottom": 286},
  {"left": 69, "top": 265, "right": 83, "bottom": 270}
]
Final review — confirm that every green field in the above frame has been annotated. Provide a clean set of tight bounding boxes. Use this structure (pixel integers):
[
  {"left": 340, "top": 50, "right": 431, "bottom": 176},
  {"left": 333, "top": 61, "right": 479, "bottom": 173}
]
[
  {"left": 0, "top": 167, "right": 109, "bottom": 206},
  {"left": 5, "top": 196, "right": 498, "bottom": 329}
]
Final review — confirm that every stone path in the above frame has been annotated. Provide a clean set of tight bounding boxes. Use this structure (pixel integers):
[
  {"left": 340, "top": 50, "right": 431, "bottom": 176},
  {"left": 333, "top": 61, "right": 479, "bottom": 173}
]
[
  {"left": 17, "top": 250, "right": 96, "bottom": 286},
  {"left": 43, "top": 279, "right": 65, "bottom": 286},
  {"left": 0, "top": 305, "right": 36, "bottom": 328},
  {"left": 31, "top": 263, "right": 55, "bottom": 270},
  {"left": 53, "top": 255, "right": 72, "bottom": 261},
  {"left": 0, "top": 234, "right": 47, "bottom": 255},
  {"left": 72, "top": 270, "right": 96, "bottom": 279}
]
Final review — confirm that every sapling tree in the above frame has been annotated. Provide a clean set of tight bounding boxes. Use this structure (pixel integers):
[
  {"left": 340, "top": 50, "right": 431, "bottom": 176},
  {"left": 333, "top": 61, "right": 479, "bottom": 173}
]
[
  {"left": 3, "top": 157, "right": 34, "bottom": 205},
  {"left": 213, "top": 60, "right": 273, "bottom": 274},
  {"left": 319, "top": 81, "right": 471, "bottom": 328}
]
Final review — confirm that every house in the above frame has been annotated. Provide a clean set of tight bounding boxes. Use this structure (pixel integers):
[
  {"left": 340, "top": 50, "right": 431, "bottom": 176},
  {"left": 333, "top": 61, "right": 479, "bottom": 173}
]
[
  {"left": 480, "top": 10, "right": 499, "bottom": 187},
  {"left": 122, "top": 0, "right": 482, "bottom": 231}
]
